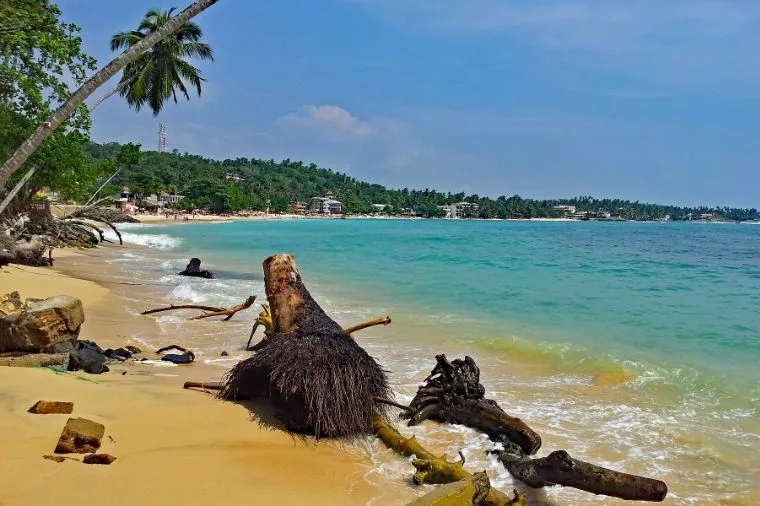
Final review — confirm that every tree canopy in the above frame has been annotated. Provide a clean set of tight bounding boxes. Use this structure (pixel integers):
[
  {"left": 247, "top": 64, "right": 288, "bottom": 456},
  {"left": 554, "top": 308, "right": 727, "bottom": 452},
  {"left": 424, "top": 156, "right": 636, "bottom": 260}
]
[{"left": 109, "top": 7, "right": 214, "bottom": 115}]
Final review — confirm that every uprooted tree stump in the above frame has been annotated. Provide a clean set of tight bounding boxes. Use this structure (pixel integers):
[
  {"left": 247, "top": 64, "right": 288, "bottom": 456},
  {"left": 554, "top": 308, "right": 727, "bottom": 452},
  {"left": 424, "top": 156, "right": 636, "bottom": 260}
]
[
  {"left": 220, "top": 254, "right": 391, "bottom": 438},
  {"left": 405, "top": 355, "right": 668, "bottom": 502},
  {"left": 402, "top": 354, "right": 542, "bottom": 456}
]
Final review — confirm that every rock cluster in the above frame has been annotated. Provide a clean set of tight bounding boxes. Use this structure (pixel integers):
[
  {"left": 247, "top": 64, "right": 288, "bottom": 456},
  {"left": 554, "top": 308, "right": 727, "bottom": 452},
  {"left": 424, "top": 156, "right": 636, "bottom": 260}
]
[{"left": 0, "top": 291, "right": 143, "bottom": 374}]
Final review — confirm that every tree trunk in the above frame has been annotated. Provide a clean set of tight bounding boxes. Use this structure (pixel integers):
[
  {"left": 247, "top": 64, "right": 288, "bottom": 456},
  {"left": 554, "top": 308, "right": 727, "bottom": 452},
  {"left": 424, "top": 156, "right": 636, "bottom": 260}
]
[
  {"left": 0, "top": 165, "right": 38, "bottom": 216},
  {"left": 83, "top": 167, "right": 121, "bottom": 206},
  {"left": 495, "top": 449, "right": 668, "bottom": 502},
  {"left": 0, "top": 0, "right": 222, "bottom": 189}
]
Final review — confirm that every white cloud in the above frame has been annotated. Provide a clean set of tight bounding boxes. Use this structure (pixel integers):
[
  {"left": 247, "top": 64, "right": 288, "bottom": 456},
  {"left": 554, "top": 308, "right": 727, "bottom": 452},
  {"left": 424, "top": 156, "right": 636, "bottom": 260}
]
[{"left": 278, "top": 105, "right": 381, "bottom": 139}]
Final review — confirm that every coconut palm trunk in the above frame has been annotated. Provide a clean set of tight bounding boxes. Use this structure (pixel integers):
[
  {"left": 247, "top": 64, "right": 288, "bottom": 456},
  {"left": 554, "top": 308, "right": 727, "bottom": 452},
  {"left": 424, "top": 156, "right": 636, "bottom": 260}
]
[{"left": 0, "top": 0, "right": 221, "bottom": 190}]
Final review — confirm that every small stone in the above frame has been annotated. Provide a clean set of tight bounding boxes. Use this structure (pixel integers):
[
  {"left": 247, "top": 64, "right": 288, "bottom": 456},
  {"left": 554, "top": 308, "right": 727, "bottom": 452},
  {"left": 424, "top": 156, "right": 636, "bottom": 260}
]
[
  {"left": 43, "top": 455, "right": 66, "bottom": 463},
  {"left": 220, "top": 351, "right": 229, "bottom": 357},
  {"left": 28, "top": 400, "right": 74, "bottom": 414},
  {"left": 83, "top": 453, "right": 117, "bottom": 465},
  {"left": 54, "top": 417, "right": 105, "bottom": 454},
  {"left": 125, "top": 345, "right": 142, "bottom": 355}
]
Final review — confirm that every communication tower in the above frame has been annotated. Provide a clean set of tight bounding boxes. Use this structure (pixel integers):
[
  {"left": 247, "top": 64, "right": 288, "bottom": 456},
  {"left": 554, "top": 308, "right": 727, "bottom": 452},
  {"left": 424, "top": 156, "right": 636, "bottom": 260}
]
[{"left": 158, "top": 123, "right": 167, "bottom": 153}]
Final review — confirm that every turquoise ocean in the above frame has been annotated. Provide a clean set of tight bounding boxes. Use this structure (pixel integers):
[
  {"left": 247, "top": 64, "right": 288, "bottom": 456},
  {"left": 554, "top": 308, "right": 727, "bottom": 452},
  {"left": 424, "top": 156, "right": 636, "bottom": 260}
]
[{"left": 107, "top": 219, "right": 760, "bottom": 505}]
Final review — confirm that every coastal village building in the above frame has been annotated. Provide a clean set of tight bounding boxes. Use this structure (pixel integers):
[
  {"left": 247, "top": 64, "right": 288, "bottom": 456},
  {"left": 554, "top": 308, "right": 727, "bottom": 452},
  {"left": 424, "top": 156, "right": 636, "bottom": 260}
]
[
  {"left": 553, "top": 205, "right": 576, "bottom": 216},
  {"left": 288, "top": 201, "right": 307, "bottom": 214},
  {"left": 224, "top": 172, "right": 245, "bottom": 182},
  {"left": 371, "top": 204, "right": 387, "bottom": 213},
  {"left": 310, "top": 192, "right": 342, "bottom": 215},
  {"left": 438, "top": 201, "right": 479, "bottom": 219},
  {"left": 158, "top": 192, "right": 185, "bottom": 205}
]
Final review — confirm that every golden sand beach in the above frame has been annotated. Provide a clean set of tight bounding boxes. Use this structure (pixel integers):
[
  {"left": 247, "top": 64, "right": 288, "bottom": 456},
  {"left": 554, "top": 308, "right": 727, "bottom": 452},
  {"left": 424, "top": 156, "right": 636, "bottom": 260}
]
[{"left": 0, "top": 249, "right": 379, "bottom": 506}]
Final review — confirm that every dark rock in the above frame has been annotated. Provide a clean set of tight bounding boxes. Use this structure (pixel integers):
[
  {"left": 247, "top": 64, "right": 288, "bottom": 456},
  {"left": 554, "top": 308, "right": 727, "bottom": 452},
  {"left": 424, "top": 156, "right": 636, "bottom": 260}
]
[
  {"left": 52, "top": 340, "right": 77, "bottom": 354},
  {"left": 54, "top": 417, "right": 105, "bottom": 454},
  {"left": 28, "top": 400, "right": 74, "bottom": 414},
  {"left": 178, "top": 258, "right": 214, "bottom": 279},
  {"left": 43, "top": 455, "right": 66, "bottom": 463},
  {"left": 104, "top": 347, "right": 132, "bottom": 361},
  {"left": 220, "top": 351, "right": 229, "bottom": 357},
  {"left": 68, "top": 340, "right": 108, "bottom": 374},
  {"left": 161, "top": 350, "right": 195, "bottom": 364},
  {"left": 0, "top": 295, "right": 84, "bottom": 353},
  {"left": 83, "top": 453, "right": 117, "bottom": 465},
  {"left": 125, "top": 345, "right": 142, "bottom": 355}
]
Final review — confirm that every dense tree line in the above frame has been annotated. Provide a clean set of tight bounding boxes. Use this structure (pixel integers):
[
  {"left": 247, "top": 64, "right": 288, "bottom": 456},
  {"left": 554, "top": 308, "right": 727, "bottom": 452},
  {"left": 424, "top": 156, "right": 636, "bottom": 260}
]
[{"left": 84, "top": 142, "right": 759, "bottom": 221}]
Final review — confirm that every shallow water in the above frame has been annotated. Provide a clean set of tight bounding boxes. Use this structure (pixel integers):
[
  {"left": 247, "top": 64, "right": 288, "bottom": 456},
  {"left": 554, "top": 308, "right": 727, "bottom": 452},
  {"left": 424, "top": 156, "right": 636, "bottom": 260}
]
[{"left": 105, "top": 220, "right": 760, "bottom": 505}]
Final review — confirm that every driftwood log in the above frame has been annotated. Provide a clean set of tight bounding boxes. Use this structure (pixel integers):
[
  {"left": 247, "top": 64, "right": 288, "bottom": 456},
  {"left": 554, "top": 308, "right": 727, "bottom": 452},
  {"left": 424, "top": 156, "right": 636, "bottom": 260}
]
[
  {"left": 375, "top": 417, "right": 525, "bottom": 506},
  {"left": 406, "top": 355, "right": 667, "bottom": 502},
  {"left": 220, "top": 254, "right": 391, "bottom": 438},
  {"left": 403, "top": 355, "right": 542, "bottom": 456},
  {"left": 141, "top": 296, "right": 255, "bottom": 321},
  {"left": 405, "top": 472, "right": 491, "bottom": 506}
]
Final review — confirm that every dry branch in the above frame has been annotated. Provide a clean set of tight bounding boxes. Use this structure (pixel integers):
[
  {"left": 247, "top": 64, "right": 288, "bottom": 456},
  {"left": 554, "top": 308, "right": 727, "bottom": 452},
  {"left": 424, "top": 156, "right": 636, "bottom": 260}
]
[
  {"left": 191, "top": 296, "right": 256, "bottom": 321},
  {"left": 141, "top": 296, "right": 255, "bottom": 321},
  {"left": 344, "top": 316, "right": 392, "bottom": 334}
]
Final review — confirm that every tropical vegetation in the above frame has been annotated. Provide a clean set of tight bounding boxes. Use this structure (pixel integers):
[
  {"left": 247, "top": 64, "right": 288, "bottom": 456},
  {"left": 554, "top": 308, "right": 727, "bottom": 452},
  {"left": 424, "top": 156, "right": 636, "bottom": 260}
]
[{"left": 83, "top": 142, "right": 760, "bottom": 221}]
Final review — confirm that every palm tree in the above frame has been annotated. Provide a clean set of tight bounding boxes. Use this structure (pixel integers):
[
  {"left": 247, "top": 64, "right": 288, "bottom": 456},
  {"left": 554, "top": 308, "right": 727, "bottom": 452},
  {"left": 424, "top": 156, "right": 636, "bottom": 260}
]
[
  {"left": 0, "top": 0, "right": 222, "bottom": 191},
  {"left": 90, "top": 8, "right": 214, "bottom": 115}
]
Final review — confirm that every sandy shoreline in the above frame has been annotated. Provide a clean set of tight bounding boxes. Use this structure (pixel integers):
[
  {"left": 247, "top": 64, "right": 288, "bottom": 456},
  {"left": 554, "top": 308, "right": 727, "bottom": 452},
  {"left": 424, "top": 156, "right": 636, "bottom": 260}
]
[{"left": 0, "top": 247, "right": 379, "bottom": 506}]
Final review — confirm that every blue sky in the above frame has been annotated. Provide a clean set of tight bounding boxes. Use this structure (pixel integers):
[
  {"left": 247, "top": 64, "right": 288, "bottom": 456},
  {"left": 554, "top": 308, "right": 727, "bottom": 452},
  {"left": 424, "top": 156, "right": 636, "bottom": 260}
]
[{"left": 60, "top": 0, "right": 759, "bottom": 207}]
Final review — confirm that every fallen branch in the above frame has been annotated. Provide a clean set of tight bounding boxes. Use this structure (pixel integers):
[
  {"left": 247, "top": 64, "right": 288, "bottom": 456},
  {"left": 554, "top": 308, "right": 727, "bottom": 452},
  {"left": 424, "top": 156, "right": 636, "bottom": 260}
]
[
  {"left": 142, "top": 296, "right": 255, "bottom": 321},
  {"left": 184, "top": 381, "right": 223, "bottom": 391},
  {"left": 406, "top": 472, "right": 491, "bottom": 506},
  {"left": 374, "top": 417, "right": 525, "bottom": 506},
  {"left": 247, "top": 310, "right": 392, "bottom": 351},
  {"left": 142, "top": 303, "right": 225, "bottom": 315},
  {"left": 190, "top": 295, "right": 256, "bottom": 321},
  {"left": 344, "top": 316, "right": 392, "bottom": 335},
  {"left": 494, "top": 449, "right": 668, "bottom": 502}
]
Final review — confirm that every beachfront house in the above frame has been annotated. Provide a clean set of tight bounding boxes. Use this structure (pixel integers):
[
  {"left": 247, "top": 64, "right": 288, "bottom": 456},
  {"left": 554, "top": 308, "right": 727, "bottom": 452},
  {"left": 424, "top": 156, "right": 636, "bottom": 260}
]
[
  {"left": 553, "top": 205, "right": 576, "bottom": 217},
  {"left": 159, "top": 192, "right": 185, "bottom": 206},
  {"left": 288, "top": 201, "right": 307, "bottom": 214},
  {"left": 371, "top": 204, "right": 387, "bottom": 214},
  {"left": 439, "top": 202, "right": 479, "bottom": 219},
  {"left": 310, "top": 193, "right": 342, "bottom": 215}
]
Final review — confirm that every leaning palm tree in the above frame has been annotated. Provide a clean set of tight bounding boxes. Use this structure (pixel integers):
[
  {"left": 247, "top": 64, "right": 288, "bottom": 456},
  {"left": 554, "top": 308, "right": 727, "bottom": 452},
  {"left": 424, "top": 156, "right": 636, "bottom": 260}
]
[
  {"left": 0, "top": 0, "right": 222, "bottom": 191},
  {"left": 90, "top": 8, "right": 213, "bottom": 115}
]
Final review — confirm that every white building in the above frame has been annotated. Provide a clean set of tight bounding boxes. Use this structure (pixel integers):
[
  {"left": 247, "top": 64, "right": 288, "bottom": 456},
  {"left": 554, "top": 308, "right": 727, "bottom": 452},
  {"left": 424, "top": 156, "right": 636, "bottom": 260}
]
[
  {"left": 439, "top": 202, "right": 479, "bottom": 219},
  {"left": 311, "top": 196, "right": 342, "bottom": 215}
]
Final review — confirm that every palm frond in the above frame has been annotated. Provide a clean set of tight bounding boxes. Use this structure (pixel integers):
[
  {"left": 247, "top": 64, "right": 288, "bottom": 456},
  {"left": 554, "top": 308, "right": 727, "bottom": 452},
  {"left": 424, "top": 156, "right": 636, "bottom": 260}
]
[{"left": 181, "top": 42, "right": 214, "bottom": 61}]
